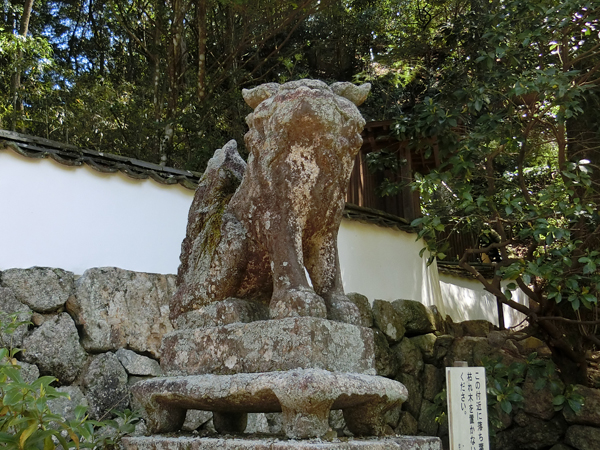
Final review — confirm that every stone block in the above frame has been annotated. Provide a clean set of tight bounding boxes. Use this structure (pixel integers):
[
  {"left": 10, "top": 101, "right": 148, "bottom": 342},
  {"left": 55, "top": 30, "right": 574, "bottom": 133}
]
[
  {"left": 563, "top": 385, "right": 600, "bottom": 426},
  {"left": 495, "top": 416, "right": 566, "bottom": 450},
  {"left": 69, "top": 268, "right": 175, "bottom": 358},
  {"left": 82, "top": 352, "right": 130, "bottom": 420},
  {"left": 392, "top": 300, "right": 435, "bottom": 336},
  {"left": 116, "top": 348, "right": 162, "bottom": 377},
  {"left": 160, "top": 317, "right": 376, "bottom": 376},
  {"left": 174, "top": 298, "right": 269, "bottom": 330},
  {"left": 373, "top": 300, "right": 405, "bottom": 343},
  {"left": 123, "top": 435, "right": 442, "bottom": 450},
  {"left": 47, "top": 386, "right": 88, "bottom": 422},
  {"left": 395, "top": 411, "right": 418, "bottom": 436},
  {"left": 460, "top": 320, "right": 494, "bottom": 337},
  {"left": 395, "top": 373, "right": 423, "bottom": 419},
  {"left": 422, "top": 365, "right": 443, "bottom": 402},
  {"left": 346, "top": 293, "right": 374, "bottom": 328},
  {"left": 565, "top": 425, "right": 600, "bottom": 450},
  {"left": 410, "top": 334, "right": 437, "bottom": 364},
  {"left": 373, "top": 329, "right": 399, "bottom": 378},
  {"left": 417, "top": 400, "right": 438, "bottom": 436},
  {"left": 0, "top": 287, "right": 31, "bottom": 349},
  {"left": 22, "top": 313, "right": 87, "bottom": 384},
  {"left": 1, "top": 267, "right": 74, "bottom": 313},
  {"left": 391, "top": 338, "right": 423, "bottom": 377}
]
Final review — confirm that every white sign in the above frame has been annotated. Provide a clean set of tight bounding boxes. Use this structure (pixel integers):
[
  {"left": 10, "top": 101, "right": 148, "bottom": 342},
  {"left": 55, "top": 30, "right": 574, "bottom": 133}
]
[{"left": 446, "top": 367, "right": 490, "bottom": 450}]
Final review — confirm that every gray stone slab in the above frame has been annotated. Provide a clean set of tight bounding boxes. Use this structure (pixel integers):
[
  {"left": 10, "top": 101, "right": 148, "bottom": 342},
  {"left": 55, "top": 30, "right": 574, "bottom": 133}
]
[
  {"left": 123, "top": 435, "right": 442, "bottom": 450},
  {"left": 160, "top": 318, "right": 376, "bottom": 376},
  {"left": 131, "top": 369, "right": 407, "bottom": 439}
]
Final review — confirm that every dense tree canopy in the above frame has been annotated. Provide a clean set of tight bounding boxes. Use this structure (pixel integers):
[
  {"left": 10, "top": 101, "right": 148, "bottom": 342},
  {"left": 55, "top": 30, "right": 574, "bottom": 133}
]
[
  {"left": 368, "top": 0, "right": 600, "bottom": 384},
  {"left": 0, "top": 0, "right": 387, "bottom": 169}
]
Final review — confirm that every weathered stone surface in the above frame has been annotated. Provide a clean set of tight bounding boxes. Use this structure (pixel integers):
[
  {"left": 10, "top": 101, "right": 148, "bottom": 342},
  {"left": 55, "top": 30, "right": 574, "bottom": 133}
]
[
  {"left": 460, "top": 320, "right": 494, "bottom": 337},
  {"left": 495, "top": 416, "right": 566, "bottom": 450},
  {"left": 563, "top": 385, "right": 600, "bottom": 426},
  {"left": 81, "top": 352, "right": 130, "bottom": 420},
  {"left": 548, "top": 445, "right": 575, "bottom": 450},
  {"left": 395, "top": 412, "right": 418, "bottom": 436},
  {"left": 391, "top": 338, "right": 423, "bottom": 377},
  {"left": 514, "top": 336, "right": 545, "bottom": 354},
  {"left": 432, "top": 335, "right": 453, "bottom": 362},
  {"left": 443, "top": 336, "right": 486, "bottom": 367},
  {"left": 161, "top": 317, "right": 376, "bottom": 376},
  {"left": 22, "top": 313, "right": 87, "bottom": 383},
  {"left": 0, "top": 287, "right": 31, "bottom": 349},
  {"left": 1, "top": 268, "right": 73, "bottom": 313},
  {"left": 31, "top": 313, "right": 45, "bottom": 326},
  {"left": 174, "top": 298, "right": 269, "bottom": 330},
  {"left": 69, "top": 267, "right": 175, "bottom": 358},
  {"left": 47, "top": 386, "right": 88, "bottom": 422},
  {"left": 373, "top": 329, "right": 399, "bottom": 378},
  {"left": 329, "top": 410, "right": 346, "bottom": 435},
  {"left": 170, "top": 140, "right": 248, "bottom": 326},
  {"left": 392, "top": 300, "right": 435, "bottom": 336},
  {"left": 170, "top": 80, "right": 371, "bottom": 327},
  {"left": 395, "top": 373, "right": 423, "bottom": 419},
  {"left": 422, "top": 365, "right": 443, "bottom": 402},
  {"left": 522, "top": 379, "right": 555, "bottom": 420},
  {"left": 116, "top": 348, "right": 162, "bottom": 377},
  {"left": 346, "top": 293, "right": 374, "bottom": 328},
  {"left": 245, "top": 413, "right": 284, "bottom": 435},
  {"left": 487, "top": 330, "right": 508, "bottom": 348},
  {"left": 17, "top": 360, "right": 40, "bottom": 383},
  {"left": 417, "top": 400, "right": 438, "bottom": 436},
  {"left": 182, "top": 410, "right": 213, "bottom": 432},
  {"left": 428, "top": 306, "right": 445, "bottom": 335},
  {"left": 373, "top": 300, "right": 405, "bottom": 343},
  {"left": 565, "top": 425, "right": 600, "bottom": 450},
  {"left": 123, "top": 435, "right": 443, "bottom": 450},
  {"left": 384, "top": 405, "right": 402, "bottom": 429},
  {"left": 410, "top": 334, "right": 437, "bottom": 365},
  {"left": 131, "top": 369, "right": 408, "bottom": 439}
]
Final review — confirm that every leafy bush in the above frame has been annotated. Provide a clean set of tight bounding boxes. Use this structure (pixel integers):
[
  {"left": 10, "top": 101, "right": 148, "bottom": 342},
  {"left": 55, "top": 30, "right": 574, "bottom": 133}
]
[
  {"left": 0, "top": 313, "right": 139, "bottom": 449},
  {"left": 482, "top": 353, "right": 584, "bottom": 432}
]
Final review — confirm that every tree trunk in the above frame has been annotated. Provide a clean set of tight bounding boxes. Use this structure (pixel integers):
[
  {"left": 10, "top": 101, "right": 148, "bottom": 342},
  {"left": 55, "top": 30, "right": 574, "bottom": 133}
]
[
  {"left": 10, "top": 0, "right": 34, "bottom": 132},
  {"left": 196, "top": 0, "right": 207, "bottom": 101}
]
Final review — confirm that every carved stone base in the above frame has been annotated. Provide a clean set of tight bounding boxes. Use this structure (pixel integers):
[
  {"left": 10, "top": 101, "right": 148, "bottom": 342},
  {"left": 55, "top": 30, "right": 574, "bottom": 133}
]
[
  {"left": 123, "top": 436, "right": 442, "bottom": 450},
  {"left": 131, "top": 369, "right": 407, "bottom": 439},
  {"left": 160, "top": 318, "right": 376, "bottom": 376}
]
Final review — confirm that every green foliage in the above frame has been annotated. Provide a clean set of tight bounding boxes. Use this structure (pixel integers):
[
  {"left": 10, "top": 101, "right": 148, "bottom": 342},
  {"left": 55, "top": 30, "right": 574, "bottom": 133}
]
[
  {"left": 0, "top": 313, "right": 140, "bottom": 449},
  {"left": 360, "top": 0, "right": 600, "bottom": 381},
  {"left": 481, "top": 353, "right": 584, "bottom": 432}
]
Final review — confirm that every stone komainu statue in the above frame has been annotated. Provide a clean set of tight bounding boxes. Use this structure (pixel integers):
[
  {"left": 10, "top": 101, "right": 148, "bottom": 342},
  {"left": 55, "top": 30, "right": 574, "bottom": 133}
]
[{"left": 170, "top": 79, "right": 371, "bottom": 327}]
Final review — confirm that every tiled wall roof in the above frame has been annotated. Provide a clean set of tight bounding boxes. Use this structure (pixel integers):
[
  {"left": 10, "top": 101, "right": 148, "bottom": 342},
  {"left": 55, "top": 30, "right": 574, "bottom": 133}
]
[{"left": 0, "top": 130, "right": 201, "bottom": 190}]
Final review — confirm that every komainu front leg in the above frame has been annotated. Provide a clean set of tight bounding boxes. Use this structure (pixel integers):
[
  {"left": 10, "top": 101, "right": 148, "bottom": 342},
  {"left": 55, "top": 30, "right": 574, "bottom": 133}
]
[
  {"left": 266, "top": 225, "right": 327, "bottom": 320},
  {"left": 305, "top": 235, "right": 364, "bottom": 326}
]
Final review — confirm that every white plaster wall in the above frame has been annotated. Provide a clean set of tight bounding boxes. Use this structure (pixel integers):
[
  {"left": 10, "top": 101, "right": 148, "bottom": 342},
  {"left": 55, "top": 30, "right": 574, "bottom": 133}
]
[
  {"left": 439, "top": 273, "right": 528, "bottom": 328},
  {"left": 0, "top": 149, "right": 193, "bottom": 275},
  {"left": 2, "top": 147, "right": 518, "bottom": 325},
  {"left": 338, "top": 219, "right": 444, "bottom": 309}
]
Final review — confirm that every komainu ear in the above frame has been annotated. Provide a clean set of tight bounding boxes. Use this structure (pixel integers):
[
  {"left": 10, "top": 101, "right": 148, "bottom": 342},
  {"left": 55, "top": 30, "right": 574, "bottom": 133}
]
[
  {"left": 242, "top": 83, "right": 279, "bottom": 109},
  {"left": 331, "top": 82, "right": 371, "bottom": 106}
]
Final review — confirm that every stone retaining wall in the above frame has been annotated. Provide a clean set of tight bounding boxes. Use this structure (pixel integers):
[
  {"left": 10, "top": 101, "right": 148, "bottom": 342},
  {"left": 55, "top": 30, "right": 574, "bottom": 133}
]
[{"left": 1, "top": 267, "right": 598, "bottom": 450}]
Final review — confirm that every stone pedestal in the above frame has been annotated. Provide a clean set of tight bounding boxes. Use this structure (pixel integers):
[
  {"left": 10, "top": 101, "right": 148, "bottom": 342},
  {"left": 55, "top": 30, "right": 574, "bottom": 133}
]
[
  {"left": 123, "top": 435, "right": 442, "bottom": 450},
  {"left": 130, "top": 369, "right": 407, "bottom": 439},
  {"left": 129, "top": 311, "right": 441, "bottom": 449},
  {"left": 160, "top": 317, "right": 376, "bottom": 376}
]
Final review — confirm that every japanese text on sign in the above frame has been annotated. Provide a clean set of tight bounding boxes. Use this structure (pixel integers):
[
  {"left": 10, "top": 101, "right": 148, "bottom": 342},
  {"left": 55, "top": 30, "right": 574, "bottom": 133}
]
[{"left": 446, "top": 366, "right": 489, "bottom": 450}]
